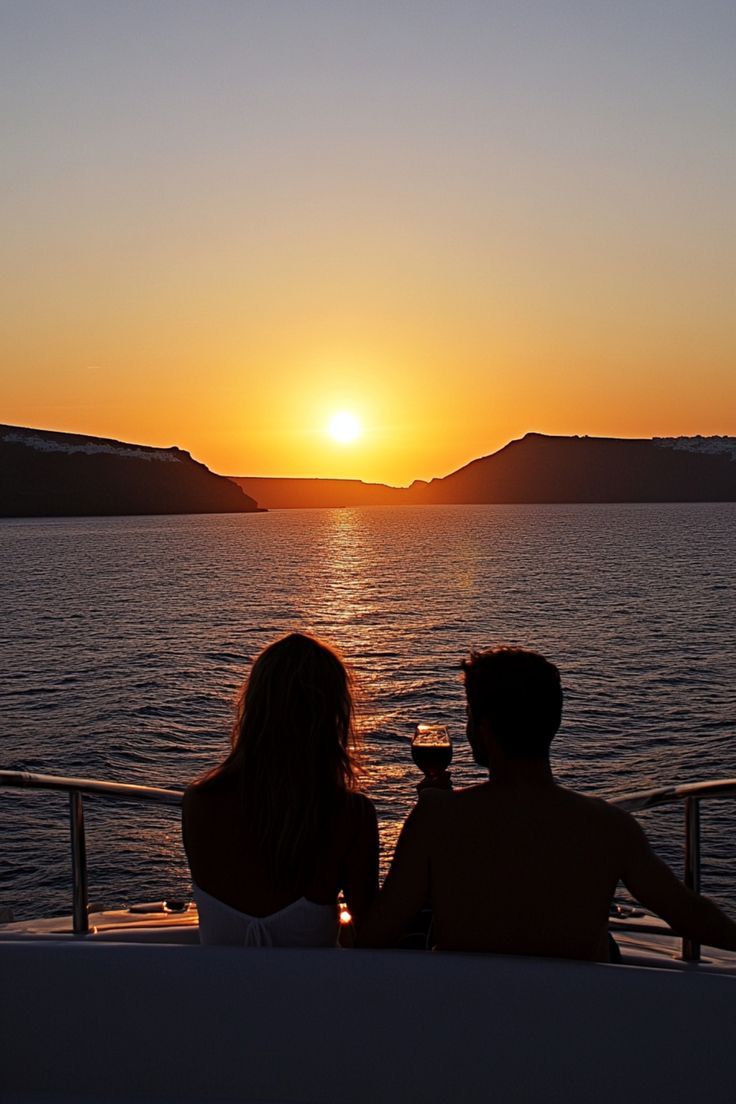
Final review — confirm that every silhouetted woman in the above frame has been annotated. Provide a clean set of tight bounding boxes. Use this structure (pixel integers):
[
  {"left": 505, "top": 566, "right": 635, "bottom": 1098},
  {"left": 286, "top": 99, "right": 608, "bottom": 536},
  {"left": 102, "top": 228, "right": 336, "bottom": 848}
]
[{"left": 183, "top": 632, "right": 379, "bottom": 945}]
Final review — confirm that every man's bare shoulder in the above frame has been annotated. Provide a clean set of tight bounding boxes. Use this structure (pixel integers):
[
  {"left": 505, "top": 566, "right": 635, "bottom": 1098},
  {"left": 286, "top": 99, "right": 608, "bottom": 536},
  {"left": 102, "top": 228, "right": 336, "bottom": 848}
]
[
  {"left": 413, "top": 783, "right": 642, "bottom": 835},
  {"left": 419, "top": 782, "right": 487, "bottom": 807},
  {"left": 407, "top": 783, "right": 475, "bottom": 818},
  {"left": 555, "top": 785, "right": 642, "bottom": 839},
  {"left": 410, "top": 782, "right": 488, "bottom": 824},
  {"left": 448, "top": 782, "right": 489, "bottom": 801}
]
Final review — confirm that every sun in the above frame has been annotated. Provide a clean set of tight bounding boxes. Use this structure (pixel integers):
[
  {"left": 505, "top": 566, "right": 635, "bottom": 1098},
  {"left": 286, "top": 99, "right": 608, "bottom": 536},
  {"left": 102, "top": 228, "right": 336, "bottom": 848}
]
[{"left": 327, "top": 411, "right": 362, "bottom": 444}]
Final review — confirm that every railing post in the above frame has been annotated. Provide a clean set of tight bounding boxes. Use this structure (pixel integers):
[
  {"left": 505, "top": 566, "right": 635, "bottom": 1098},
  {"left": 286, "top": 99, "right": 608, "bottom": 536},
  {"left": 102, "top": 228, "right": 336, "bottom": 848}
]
[
  {"left": 682, "top": 797, "right": 701, "bottom": 962},
  {"left": 69, "top": 791, "right": 89, "bottom": 935}
]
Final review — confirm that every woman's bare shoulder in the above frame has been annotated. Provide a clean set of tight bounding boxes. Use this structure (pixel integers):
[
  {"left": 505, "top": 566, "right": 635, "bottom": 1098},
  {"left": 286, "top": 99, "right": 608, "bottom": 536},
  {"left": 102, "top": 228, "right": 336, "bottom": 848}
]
[
  {"left": 181, "top": 782, "right": 200, "bottom": 815},
  {"left": 350, "top": 788, "right": 376, "bottom": 808},
  {"left": 182, "top": 776, "right": 237, "bottom": 823},
  {"left": 341, "top": 789, "right": 378, "bottom": 825}
]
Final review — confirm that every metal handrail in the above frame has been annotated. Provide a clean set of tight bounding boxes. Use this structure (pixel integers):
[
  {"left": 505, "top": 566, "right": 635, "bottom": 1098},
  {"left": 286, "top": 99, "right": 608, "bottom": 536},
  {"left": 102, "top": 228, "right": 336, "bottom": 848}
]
[
  {"left": 1, "top": 770, "right": 735, "bottom": 955},
  {"left": 0, "top": 769, "right": 183, "bottom": 805},
  {"left": 610, "top": 778, "right": 736, "bottom": 962},
  {"left": 0, "top": 769, "right": 183, "bottom": 935},
  {"left": 609, "top": 778, "right": 736, "bottom": 812}
]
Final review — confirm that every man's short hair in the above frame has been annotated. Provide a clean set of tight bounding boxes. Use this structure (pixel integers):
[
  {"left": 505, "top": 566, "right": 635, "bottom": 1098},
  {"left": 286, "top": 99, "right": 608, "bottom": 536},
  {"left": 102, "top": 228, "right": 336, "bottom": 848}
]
[{"left": 462, "top": 646, "right": 562, "bottom": 759}]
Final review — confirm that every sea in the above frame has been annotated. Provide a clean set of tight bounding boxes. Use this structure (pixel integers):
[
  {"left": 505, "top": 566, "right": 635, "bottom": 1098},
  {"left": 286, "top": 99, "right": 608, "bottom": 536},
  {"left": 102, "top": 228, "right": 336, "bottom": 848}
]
[{"left": 1, "top": 503, "right": 735, "bottom": 922}]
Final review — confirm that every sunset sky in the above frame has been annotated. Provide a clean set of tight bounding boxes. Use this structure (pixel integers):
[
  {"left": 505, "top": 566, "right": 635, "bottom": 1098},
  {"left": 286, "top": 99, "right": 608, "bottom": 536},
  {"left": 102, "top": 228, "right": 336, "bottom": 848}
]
[{"left": 2, "top": 1, "right": 734, "bottom": 484}]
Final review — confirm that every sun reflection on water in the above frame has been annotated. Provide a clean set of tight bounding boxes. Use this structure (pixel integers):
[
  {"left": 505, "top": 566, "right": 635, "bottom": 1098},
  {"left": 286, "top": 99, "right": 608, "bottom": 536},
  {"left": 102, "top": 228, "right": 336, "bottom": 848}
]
[{"left": 4, "top": 505, "right": 736, "bottom": 916}]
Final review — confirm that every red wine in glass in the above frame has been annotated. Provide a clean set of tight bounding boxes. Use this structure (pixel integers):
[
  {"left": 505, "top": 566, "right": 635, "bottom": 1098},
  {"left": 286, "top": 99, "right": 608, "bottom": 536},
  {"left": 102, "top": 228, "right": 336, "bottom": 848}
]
[{"left": 411, "top": 724, "right": 452, "bottom": 778}]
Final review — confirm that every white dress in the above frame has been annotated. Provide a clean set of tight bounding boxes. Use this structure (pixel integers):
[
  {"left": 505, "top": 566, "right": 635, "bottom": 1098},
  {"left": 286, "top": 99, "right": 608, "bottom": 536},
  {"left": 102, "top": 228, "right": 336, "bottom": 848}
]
[{"left": 193, "top": 883, "right": 339, "bottom": 947}]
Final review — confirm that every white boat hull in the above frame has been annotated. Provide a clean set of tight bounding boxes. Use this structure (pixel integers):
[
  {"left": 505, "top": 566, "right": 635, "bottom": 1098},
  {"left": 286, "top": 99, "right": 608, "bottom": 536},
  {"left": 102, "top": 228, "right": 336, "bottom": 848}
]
[{"left": 2, "top": 938, "right": 734, "bottom": 1104}]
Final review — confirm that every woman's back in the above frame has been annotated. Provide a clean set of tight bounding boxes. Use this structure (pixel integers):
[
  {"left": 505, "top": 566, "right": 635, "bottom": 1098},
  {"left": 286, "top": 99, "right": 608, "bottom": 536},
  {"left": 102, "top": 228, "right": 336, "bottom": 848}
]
[
  {"left": 181, "top": 632, "right": 379, "bottom": 945},
  {"left": 183, "top": 780, "right": 378, "bottom": 923},
  {"left": 191, "top": 885, "right": 339, "bottom": 947}
]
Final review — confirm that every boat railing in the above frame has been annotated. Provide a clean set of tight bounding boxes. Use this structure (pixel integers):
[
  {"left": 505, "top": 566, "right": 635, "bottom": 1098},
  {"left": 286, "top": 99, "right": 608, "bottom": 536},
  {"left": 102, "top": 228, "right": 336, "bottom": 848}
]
[
  {"left": 0, "top": 770, "right": 183, "bottom": 936},
  {"left": 1, "top": 769, "right": 735, "bottom": 960},
  {"left": 609, "top": 778, "right": 736, "bottom": 961}
]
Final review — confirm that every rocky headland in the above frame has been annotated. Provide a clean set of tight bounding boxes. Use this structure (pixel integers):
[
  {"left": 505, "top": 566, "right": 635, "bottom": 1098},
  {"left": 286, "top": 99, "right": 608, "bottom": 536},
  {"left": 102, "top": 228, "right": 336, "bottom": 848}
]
[
  {"left": 233, "top": 434, "right": 736, "bottom": 509},
  {"left": 1, "top": 425, "right": 260, "bottom": 517}
]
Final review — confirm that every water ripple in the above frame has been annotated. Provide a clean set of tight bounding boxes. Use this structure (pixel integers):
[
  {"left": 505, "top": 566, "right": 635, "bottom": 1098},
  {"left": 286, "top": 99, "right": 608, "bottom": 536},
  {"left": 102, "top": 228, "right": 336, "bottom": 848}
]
[{"left": 1, "top": 503, "right": 735, "bottom": 920}]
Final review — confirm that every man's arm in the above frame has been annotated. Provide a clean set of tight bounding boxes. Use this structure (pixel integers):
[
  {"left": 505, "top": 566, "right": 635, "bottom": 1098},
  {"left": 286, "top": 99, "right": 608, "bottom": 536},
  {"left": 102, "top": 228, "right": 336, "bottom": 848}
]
[
  {"left": 357, "top": 801, "right": 433, "bottom": 947},
  {"left": 620, "top": 812, "right": 736, "bottom": 952}
]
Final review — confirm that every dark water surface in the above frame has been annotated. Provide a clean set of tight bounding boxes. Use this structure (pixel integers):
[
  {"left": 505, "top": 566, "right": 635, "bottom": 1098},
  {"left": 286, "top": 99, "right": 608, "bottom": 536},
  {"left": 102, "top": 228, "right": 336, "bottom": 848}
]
[{"left": 1, "top": 504, "right": 735, "bottom": 921}]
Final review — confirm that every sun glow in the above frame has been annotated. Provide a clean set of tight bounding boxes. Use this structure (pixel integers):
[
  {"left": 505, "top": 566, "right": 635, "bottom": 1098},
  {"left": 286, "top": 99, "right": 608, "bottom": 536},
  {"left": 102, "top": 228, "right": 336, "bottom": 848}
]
[{"left": 327, "top": 411, "right": 361, "bottom": 444}]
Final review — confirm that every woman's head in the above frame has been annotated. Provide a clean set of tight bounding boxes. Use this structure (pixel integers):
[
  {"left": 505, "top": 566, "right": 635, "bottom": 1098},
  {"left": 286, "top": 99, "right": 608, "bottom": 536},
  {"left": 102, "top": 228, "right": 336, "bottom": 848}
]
[
  {"left": 232, "top": 632, "right": 356, "bottom": 790},
  {"left": 204, "top": 632, "right": 358, "bottom": 887}
]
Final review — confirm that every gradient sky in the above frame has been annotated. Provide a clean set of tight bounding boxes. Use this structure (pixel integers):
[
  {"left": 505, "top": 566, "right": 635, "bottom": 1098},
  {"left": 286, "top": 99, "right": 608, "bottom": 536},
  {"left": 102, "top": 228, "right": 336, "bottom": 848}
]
[{"left": 2, "top": 1, "right": 734, "bottom": 483}]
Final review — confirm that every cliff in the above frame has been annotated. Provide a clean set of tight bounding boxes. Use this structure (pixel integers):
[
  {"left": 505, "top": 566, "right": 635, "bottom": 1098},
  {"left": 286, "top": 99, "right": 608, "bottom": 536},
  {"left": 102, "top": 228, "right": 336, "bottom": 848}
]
[
  {"left": 405, "top": 434, "right": 736, "bottom": 504},
  {"left": 7, "top": 425, "right": 732, "bottom": 516},
  {"left": 0, "top": 425, "right": 260, "bottom": 517},
  {"left": 233, "top": 434, "right": 736, "bottom": 508}
]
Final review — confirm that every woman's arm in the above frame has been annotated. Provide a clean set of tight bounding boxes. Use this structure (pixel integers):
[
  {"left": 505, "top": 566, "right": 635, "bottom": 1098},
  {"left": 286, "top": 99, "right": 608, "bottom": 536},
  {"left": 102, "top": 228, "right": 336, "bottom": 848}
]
[
  {"left": 357, "top": 801, "right": 433, "bottom": 947},
  {"left": 181, "top": 786, "right": 199, "bottom": 873}
]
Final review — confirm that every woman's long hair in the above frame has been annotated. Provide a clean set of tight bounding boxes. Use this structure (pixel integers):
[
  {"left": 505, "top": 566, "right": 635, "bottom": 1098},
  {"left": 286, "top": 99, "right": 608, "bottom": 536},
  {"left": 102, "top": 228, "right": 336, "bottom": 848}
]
[{"left": 199, "top": 633, "right": 358, "bottom": 887}]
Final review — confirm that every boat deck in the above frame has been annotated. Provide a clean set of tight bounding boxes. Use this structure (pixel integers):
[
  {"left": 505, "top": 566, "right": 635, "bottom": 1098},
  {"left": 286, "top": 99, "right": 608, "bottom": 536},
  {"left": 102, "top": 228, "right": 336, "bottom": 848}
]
[{"left": 2, "top": 898, "right": 736, "bottom": 971}]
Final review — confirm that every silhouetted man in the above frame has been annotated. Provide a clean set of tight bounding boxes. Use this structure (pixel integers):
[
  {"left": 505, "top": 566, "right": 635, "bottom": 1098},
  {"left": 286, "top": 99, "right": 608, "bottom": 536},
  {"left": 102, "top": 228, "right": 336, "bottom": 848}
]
[{"left": 360, "top": 647, "right": 736, "bottom": 960}]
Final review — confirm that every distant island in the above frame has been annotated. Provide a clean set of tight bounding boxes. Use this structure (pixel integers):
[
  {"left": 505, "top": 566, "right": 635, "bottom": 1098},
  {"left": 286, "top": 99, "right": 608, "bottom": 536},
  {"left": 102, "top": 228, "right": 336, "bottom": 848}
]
[
  {"left": 3, "top": 425, "right": 736, "bottom": 517},
  {"left": 233, "top": 433, "right": 736, "bottom": 509},
  {"left": 228, "top": 476, "right": 407, "bottom": 510},
  {"left": 0, "top": 425, "right": 259, "bottom": 517}
]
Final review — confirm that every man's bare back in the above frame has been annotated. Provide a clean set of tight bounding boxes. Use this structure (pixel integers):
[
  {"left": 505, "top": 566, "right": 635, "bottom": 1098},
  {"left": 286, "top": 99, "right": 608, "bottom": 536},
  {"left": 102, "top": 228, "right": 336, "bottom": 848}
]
[
  {"left": 359, "top": 647, "right": 736, "bottom": 959},
  {"left": 412, "top": 783, "right": 627, "bottom": 959},
  {"left": 361, "top": 780, "right": 686, "bottom": 960}
]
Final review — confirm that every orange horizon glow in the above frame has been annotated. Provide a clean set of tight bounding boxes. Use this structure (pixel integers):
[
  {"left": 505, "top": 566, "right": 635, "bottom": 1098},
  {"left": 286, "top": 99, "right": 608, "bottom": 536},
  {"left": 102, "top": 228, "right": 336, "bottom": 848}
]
[
  {"left": 2, "top": 6, "right": 734, "bottom": 486},
  {"left": 4, "top": 408, "right": 735, "bottom": 488}
]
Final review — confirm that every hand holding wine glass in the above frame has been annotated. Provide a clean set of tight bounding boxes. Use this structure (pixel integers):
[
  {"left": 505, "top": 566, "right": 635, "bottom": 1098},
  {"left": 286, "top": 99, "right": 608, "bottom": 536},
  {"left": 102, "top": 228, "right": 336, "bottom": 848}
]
[{"left": 411, "top": 723, "right": 453, "bottom": 792}]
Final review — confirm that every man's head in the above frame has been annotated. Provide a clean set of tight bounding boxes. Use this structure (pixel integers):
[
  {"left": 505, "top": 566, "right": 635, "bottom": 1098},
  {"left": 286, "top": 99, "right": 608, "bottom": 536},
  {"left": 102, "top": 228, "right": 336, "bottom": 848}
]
[{"left": 461, "top": 646, "right": 562, "bottom": 765}]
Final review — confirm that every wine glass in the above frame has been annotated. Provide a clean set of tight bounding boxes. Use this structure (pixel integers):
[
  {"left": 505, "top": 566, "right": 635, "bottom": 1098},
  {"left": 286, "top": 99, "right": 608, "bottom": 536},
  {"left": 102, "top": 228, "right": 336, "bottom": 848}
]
[{"left": 411, "top": 723, "right": 453, "bottom": 780}]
